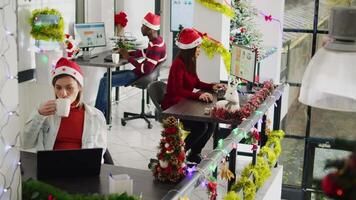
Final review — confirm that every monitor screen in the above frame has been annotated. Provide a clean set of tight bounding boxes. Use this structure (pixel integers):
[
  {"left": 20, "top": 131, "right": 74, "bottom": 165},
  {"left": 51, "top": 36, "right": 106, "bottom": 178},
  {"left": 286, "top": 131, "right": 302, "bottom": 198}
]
[
  {"left": 74, "top": 22, "right": 106, "bottom": 48},
  {"left": 230, "top": 45, "right": 256, "bottom": 83}
]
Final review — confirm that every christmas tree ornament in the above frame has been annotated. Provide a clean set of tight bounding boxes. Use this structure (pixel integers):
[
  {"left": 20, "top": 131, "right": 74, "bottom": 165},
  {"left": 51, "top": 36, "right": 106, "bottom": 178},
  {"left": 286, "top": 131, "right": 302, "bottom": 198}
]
[
  {"left": 220, "top": 161, "right": 235, "bottom": 181},
  {"left": 63, "top": 34, "right": 79, "bottom": 59},
  {"left": 207, "top": 179, "right": 218, "bottom": 200},
  {"left": 215, "top": 77, "right": 240, "bottom": 112},
  {"left": 159, "top": 160, "right": 168, "bottom": 168}
]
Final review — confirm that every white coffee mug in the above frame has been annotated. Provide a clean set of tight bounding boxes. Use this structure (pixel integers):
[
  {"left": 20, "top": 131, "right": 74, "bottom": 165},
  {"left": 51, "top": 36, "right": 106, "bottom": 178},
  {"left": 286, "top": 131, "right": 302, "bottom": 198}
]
[
  {"left": 112, "top": 53, "right": 120, "bottom": 64},
  {"left": 56, "top": 98, "right": 71, "bottom": 117}
]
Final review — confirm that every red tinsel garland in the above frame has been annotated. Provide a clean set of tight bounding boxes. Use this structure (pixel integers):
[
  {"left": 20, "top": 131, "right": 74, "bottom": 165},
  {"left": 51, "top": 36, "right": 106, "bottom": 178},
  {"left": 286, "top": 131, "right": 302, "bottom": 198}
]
[{"left": 211, "top": 80, "right": 275, "bottom": 122}]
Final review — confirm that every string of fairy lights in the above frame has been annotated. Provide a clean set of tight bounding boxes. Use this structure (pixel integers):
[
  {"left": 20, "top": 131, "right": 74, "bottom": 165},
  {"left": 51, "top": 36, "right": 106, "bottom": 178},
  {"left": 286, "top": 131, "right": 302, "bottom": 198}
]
[
  {"left": 0, "top": 0, "right": 21, "bottom": 199},
  {"left": 162, "top": 84, "right": 284, "bottom": 199}
]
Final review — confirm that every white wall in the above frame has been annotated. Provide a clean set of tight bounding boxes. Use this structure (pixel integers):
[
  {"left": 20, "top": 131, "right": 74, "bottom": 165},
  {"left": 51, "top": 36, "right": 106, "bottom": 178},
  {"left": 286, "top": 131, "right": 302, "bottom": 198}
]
[
  {"left": 194, "top": 0, "right": 230, "bottom": 83},
  {"left": 81, "top": 0, "right": 115, "bottom": 105},
  {"left": 118, "top": 0, "right": 155, "bottom": 42},
  {"left": 0, "top": 0, "right": 21, "bottom": 199},
  {"left": 250, "top": 0, "right": 285, "bottom": 83},
  {"left": 161, "top": 0, "right": 173, "bottom": 65}
]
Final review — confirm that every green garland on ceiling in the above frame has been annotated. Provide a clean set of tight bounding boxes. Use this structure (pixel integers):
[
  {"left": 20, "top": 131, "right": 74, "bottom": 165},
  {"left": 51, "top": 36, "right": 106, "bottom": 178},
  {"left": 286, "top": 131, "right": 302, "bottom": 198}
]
[
  {"left": 23, "top": 179, "right": 138, "bottom": 200},
  {"left": 29, "top": 8, "right": 64, "bottom": 42},
  {"left": 196, "top": 0, "right": 235, "bottom": 18},
  {"left": 201, "top": 37, "right": 231, "bottom": 74}
]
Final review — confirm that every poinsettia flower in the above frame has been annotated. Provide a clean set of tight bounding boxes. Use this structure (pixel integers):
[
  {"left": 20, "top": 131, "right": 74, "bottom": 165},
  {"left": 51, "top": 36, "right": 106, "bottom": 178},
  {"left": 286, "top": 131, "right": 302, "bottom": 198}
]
[{"left": 114, "top": 11, "right": 128, "bottom": 27}]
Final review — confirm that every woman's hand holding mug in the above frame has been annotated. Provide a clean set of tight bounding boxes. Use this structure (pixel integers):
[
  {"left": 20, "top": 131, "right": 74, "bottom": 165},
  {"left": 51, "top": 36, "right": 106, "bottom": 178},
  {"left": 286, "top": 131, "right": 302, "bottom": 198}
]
[{"left": 38, "top": 100, "right": 57, "bottom": 116}]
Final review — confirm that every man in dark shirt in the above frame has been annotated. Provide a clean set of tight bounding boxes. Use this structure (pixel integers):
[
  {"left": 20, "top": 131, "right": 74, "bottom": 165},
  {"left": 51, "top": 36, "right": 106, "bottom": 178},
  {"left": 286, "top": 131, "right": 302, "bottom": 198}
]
[{"left": 95, "top": 12, "right": 166, "bottom": 115}]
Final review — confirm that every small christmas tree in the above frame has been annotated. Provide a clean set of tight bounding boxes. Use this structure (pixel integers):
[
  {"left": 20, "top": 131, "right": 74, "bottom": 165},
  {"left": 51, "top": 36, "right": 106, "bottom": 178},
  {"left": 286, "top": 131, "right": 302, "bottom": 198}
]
[
  {"left": 149, "top": 116, "right": 186, "bottom": 183},
  {"left": 230, "top": 0, "right": 262, "bottom": 52}
]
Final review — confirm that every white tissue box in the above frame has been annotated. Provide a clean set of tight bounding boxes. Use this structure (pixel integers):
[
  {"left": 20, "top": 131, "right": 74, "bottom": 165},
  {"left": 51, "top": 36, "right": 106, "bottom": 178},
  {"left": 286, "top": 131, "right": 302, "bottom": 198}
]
[{"left": 109, "top": 174, "right": 133, "bottom": 195}]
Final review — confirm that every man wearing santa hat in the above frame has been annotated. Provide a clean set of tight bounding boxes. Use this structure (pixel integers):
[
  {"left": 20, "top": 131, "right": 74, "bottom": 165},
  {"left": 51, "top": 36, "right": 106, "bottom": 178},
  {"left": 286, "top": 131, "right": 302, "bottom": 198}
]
[
  {"left": 95, "top": 12, "right": 166, "bottom": 115},
  {"left": 22, "top": 58, "right": 108, "bottom": 159},
  {"left": 161, "top": 28, "right": 226, "bottom": 164}
]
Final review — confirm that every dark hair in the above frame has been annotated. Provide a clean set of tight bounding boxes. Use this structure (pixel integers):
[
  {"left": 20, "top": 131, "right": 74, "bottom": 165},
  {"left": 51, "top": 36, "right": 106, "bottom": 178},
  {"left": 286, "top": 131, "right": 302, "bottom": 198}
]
[{"left": 176, "top": 47, "right": 197, "bottom": 74}]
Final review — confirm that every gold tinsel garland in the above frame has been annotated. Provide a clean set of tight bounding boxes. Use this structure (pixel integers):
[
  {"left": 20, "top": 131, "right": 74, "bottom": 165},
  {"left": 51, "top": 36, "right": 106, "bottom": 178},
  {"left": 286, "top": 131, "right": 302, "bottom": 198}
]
[
  {"left": 196, "top": 0, "right": 235, "bottom": 18},
  {"left": 201, "top": 37, "right": 231, "bottom": 74}
]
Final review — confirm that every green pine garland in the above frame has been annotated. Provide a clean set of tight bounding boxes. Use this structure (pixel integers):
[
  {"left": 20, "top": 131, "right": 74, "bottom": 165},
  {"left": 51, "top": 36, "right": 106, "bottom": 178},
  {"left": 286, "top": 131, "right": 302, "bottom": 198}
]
[
  {"left": 226, "top": 130, "right": 285, "bottom": 199},
  {"left": 259, "top": 146, "right": 277, "bottom": 167},
  {"left": 231, "top": 176, "right": 256, "bottom": 200},
  {"left": 241, "top": 157, "right": 271, "bottom": 189},
  {"left": 201, "top": 37, "right": 231, "bottom": 74},
  {"left": 223, "top": 191, "right": 242, "bottom": 200},
  {"left": 22, "top": 179, "right": 138, "bottom": 200},
  {"left": 29, "top": 8, "right": 64, "bottom": 42},
  {"left": 196, "top": 0, "right": 235, "bottom": 18}
]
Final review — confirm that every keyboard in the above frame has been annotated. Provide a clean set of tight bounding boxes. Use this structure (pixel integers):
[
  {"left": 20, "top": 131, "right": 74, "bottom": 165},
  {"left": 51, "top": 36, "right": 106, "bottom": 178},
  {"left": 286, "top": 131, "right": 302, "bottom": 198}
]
[{"left": 104, "top": 55, "right": 112, "bottom": 62}]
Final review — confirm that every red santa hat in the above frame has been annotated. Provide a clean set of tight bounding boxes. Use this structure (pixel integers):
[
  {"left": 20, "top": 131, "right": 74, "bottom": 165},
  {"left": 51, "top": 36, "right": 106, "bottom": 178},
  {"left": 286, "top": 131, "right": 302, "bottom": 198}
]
[
  {"left": 51, "top": 57, "right": 84, "bottom": 86},
  {"left": 175, "top": 28, "right": 202, "bottom": 49},
  {"left": 142, "top": 12, "right": 160, "bottom": 30}
]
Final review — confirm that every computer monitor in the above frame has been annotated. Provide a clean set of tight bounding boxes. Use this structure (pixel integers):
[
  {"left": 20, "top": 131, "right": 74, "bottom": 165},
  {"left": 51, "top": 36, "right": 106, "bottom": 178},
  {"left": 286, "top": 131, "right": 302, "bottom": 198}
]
[
  {"left": 74, "top": 22, "right": 106, "bottom": 49},
  {"left": 230, "top": 45, "right": 257, "bottom": 83}
]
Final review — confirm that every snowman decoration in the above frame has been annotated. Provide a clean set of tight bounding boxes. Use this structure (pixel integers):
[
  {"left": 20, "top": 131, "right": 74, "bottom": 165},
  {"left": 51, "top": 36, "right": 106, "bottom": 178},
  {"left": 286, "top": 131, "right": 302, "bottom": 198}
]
[{"left": 215, "top": 77, "right": 240, "bottom": 112}]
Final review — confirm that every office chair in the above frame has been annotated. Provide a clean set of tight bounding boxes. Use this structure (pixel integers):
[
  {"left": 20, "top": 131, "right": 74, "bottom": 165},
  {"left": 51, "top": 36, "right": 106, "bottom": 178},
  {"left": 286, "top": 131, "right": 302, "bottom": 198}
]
[
  {"left": 103, "top": 149, "right": 114, "bottom": 164},
  {"left": 121, "top": 62, "right": 165, "bottom": 129},
  {"left": 147, "top": 81, "right": 167, "bottom": 122}
]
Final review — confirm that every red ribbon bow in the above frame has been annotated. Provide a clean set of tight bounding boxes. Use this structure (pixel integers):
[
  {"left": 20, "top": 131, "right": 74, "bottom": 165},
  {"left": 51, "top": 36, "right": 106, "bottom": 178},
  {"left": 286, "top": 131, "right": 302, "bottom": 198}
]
[
  {"left": 264, "top": 15, "right": 273, "bottom": 22},
  {"left": 207, "top": 181, "right": 217, "bottom": 200},
  {"left": 251, "top": 144, "right": 258, "bottom": 151}
]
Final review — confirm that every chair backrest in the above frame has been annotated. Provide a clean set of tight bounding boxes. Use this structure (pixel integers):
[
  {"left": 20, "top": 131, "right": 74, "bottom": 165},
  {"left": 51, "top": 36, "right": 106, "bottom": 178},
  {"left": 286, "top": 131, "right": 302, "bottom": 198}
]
[
  {"left": 127, "top": 61, "right": 165, "bottom": 89},
  {"left": 147, "top": 81, "right": 167, "bottom": 119}
]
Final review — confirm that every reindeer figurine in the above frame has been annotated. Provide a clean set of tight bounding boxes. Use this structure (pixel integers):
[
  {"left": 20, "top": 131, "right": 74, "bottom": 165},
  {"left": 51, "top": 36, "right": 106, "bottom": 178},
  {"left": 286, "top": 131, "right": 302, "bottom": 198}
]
[{"left": 215, "top": 77, "right": 240, "bottom": 112}]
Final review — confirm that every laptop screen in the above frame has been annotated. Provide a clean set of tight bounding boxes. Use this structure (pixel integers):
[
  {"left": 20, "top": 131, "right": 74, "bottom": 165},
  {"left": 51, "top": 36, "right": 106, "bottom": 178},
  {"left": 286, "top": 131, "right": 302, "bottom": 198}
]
[{"left": 37, "top": 148, "right": 103, "bottom": 179}]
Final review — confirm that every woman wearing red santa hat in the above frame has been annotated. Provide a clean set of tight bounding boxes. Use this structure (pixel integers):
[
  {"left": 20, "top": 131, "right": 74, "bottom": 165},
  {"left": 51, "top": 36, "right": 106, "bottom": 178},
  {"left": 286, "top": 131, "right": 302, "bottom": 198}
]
[
  {"left": 22, "top": 58, "right": 107, "bottom": 157},
  {"left": 161, "top": 28, "right": 226, "bottom": 164}
]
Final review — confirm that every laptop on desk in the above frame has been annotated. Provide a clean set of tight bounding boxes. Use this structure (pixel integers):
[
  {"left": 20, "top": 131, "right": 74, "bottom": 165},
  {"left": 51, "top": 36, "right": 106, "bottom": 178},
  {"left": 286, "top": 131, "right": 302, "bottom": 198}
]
[{"left": 37, "top": 148, "right": 103, "bottom": 179}]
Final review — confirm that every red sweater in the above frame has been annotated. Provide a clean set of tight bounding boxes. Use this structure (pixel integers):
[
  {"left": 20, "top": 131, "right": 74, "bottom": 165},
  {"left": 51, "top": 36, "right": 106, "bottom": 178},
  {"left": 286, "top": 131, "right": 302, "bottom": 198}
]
[
  {"left": 53, "top": 105, "right": 85, "bottom": 150},
  {"left": 161, "top": 58, "right": 214, "bottom": 110},
  {"left": 128, "top": 36, "right": 166, "bottom": 77}
]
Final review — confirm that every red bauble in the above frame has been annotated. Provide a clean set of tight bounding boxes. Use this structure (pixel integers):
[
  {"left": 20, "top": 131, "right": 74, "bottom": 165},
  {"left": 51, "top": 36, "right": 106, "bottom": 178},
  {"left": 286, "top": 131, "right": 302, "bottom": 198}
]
[
  {"left": 178, "top": 151, "right": 185, "bottom": 162},
  {"left": 322, "top": 172, "right": 344, "bottom": 197},
  {"left": 164, "top": 127, "right": 178, "bottom": 135}
]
